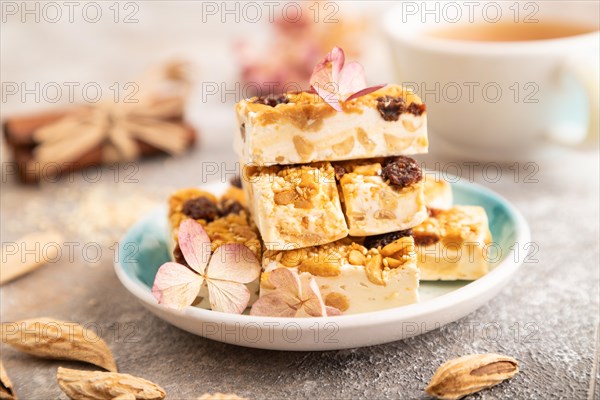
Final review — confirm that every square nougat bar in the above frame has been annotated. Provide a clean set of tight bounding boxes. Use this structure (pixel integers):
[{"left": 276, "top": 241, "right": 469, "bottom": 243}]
[
  {"left": 413, "top": 206, "right": 492, "bottom": 281},
  {"left": 235, "top": 84, "right": 428, "bottom": 165},
  {"left": 261, "top": 232, "right": 419, "bottom": 314},
  {"left": 335, "top": 156, "right": 428, "bottom": 236},
  {"left": 243, "top": 162, "right": 348, "bottom": 250}
]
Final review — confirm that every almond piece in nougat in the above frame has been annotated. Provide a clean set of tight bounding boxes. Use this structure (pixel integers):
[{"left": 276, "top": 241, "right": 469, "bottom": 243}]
[
  {"left": 414, "top": 206, "right": 492, "bottom": 281},
  {"left": 234, "top": 84, "right": 428, "bottom": 165},
  {"left": 335, "top": 156, "right": 428, "bottom": 236},
  {"left": 243, "top": 162, "right": 348, "bottom": 250},
  {"left": 261, "top": 233, "right": 419, "bottom": 315}
]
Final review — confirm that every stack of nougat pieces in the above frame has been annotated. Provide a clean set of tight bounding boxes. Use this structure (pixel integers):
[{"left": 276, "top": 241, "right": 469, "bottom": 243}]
[{"left": 231, "top": 85, "right": 493, "bottom": 314}]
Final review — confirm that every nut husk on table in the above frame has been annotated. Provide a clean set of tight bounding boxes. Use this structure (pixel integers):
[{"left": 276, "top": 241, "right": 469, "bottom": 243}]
[
  {"left": 0, "top": 360, "right": 17, "bottom": 400},
  {"left": 1, "top": 317, "right": 117, "bottom": 372},
  {"left": 57, "top": 367, "right": 166, "bottom": 400},
  {"left": 425, "top": 353, "right": 519, "bottom": 399},
  {"left": 0, "top": 231, "right": 63, "bottom": 285}
]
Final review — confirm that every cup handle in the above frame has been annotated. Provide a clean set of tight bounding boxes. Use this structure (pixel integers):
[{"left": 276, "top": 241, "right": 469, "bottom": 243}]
[{"left": 547, "top": 56, "right": 599, "bottom": 146}]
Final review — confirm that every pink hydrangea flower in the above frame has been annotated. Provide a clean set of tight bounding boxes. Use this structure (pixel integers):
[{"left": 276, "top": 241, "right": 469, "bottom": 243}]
[
  {"left": 152, "top": 219, "right": 260, "bottom": 314},
  {"left": 250, "top": 268, "right": 342, "bottom": 318},
  {"left": 309, "top": 47, "right": 385, "bottom": 111}
]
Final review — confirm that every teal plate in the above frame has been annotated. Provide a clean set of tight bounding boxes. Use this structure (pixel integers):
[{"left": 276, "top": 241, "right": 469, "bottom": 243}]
[{"left": 115, "top": 180, "right": 530, "bottom": 350}]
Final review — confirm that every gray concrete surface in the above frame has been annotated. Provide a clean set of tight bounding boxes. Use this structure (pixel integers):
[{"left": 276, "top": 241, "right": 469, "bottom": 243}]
[{"left": 1, "top": 144, "right": 599, "bottom": 399}]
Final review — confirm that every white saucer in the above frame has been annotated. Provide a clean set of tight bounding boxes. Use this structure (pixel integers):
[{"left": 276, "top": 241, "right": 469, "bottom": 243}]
[{"left": 114, "top": 180, "right": 529, "bottom": 350}]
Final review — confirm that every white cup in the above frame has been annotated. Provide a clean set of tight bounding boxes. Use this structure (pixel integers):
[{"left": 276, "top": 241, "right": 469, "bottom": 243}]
[{"left": 383, "top": 1, "right": 599, "bottom": 161}]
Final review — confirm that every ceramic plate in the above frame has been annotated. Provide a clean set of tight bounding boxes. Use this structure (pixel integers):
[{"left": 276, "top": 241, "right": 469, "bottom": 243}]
[{"left": 114, "top": 180, "right": 529, "bottom": 351}]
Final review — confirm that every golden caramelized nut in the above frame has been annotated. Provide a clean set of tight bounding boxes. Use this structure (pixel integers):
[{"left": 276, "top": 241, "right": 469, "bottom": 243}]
[
  {"left": 274, "top": 190, "right": 296, "bottom": 205},
  {"left": 384, "top": 257, "right": 403, "bottom": 269},
  {"left": 381, "top": 236, "right": 414, "bottom": 257},
  {"left": 325, "top": 292, "right": 350, "bottom": 312},
  {"left": 365, "top": 254, "right": 385, "bottom": 285},
  {"left": 350, "top": 212, "right": 366, "bottom": 221},
  {"left": 332, "top": 136, "right": 355, "bottom": 156},
  {"left": 293, "top": 198, "right": 313, "bottom": 209},
  {"left": 374, "top": 209, "right": 396, "bottom": 220},
  {"left": 299, "top": 255, "right": 341, "bottom": 277},
  {"left": 292, "top": 135, "right": 314, "bottom": 160},
  {"left": 352, "top": 163, "right": 381, "bottom": 176},
  {"left": 280, "top": 248, "right": 307, "bottom": 267},
  {"left": 356, "top": 127, "right": 376, "bottom": 152},
  {"left": 299, "top": 172, "right": 319, "bottom": 194},
  {"left": 402, "top": 117, "right": 424, "bottom": 132},
  {"left": 348, "top": 249, "right": 366, "bottom": 266}
]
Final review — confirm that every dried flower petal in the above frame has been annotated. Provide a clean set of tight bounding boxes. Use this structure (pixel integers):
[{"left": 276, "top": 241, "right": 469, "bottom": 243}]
[
  {"left": 249, "top": 291, "right": 300, "bottom": 318},
  {"left": 345, "top": 84, "right": 386, "bottom": 102},
  {"left": 267, "top": 267, "right": 301, "bottom": 296},
  {"left": 152, "top": 262, "right": 203, "bottom": 310},
  {"left": 312, "top": 86, "right": 342, "bottom": 111},
  {"left": 206, "top": 279, "right": 251, "bottom": 314},
  {"left": 310, "top": 46, "right": 386, "bottom": 110},
  {"left": 298, "top": 273, "right": 327, "bottom": 317},
  {"left": 250, "top": 268, "right": 340, "bottom": 317},
  {"left": 310, "top": 46, "right": 344, "bottom": 87},
  {"left": 152, "top": 218, "right": 259, "bottom": 314},
  {"left": 206, "top": 244, "right": 260, "bottom": 284},
  {"left": 178, "top": 219, "right": 211, "bottom": 274},
  {"left": 337, "top": 61, "right": 367, "bottom": 95},
  {"left": 325, "top": 306, "right": 343, "bottom": 316}
]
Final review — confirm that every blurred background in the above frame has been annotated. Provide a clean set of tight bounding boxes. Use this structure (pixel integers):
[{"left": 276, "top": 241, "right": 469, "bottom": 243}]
[
  {"left": 1, "top": 2, "right": 393, "bottom": 150},
  {"left": 1, "top": 0, "right": 599, "bottom": 239},
  {"left": 0, "top": 1, "right": 399, "bottom": 244}
]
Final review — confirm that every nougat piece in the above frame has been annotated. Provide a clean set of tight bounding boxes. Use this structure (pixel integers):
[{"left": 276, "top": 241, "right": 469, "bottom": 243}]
[
  {"left": 335, "top": 156, "right": 428, "bottom": 236},
  {"left": 167, "top": 187, "right": 261, "bottom": 309},
  {"left": 221, "top": 185, "right": 246, "bottom": 207},
  {"left": 261, "top": 232, "right": 419, "bottom": 315},
  {"left": 168, "top": 188, "right": 259, "bottom": 255},
  {"left": 423, "top": 173, "right": 453, "bottom": 209},
  {"left": 235, "top": 84, "right": 428, "bottom": 165},
  {"left": 414, "top": 206, "right": 492, "bottom": 281},
  {"left": 243, "top": 163, "right": 348, "bottom": 250}
]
